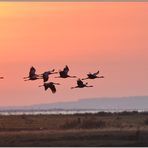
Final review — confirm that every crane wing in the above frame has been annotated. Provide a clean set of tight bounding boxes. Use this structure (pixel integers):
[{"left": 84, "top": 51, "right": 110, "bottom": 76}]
[
  {"left": 63, "top": 65, "right": 69, "bottom": 75},
  {"left": 44, "top": 83, "right": 49, "bottom": 91},
  {"left": 43, "top": 73, "right": 49, "bottom": 82},
  {"left": 50, "top": 84, "right": 56, "bottom": 94},
  {"left": 87, "top": 73, "right": 92, "bottom": 77},
  {"left": 93, "top": 70, "right": 99, "bottom": 76},
  {"left": 77, "top": 79, "right": 84, "bottom": 86},
  {"left": 29, "top": 66, "right": 36, "bottom": 77}
]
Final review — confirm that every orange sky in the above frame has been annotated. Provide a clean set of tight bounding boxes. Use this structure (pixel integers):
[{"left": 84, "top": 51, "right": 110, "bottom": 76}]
[{"left": 0, "top": 2, "right": 148, "bottom": 106}]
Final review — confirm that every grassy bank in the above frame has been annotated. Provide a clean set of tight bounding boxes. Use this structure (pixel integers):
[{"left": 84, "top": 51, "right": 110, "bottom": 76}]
[{"left": 0, "top": 112, "right": 148, "bottom": 146}]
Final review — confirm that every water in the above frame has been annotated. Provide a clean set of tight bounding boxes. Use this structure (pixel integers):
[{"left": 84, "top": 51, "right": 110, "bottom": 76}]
[
  {"left": 0, "top": 109, "right": 146, "bottom": 115},
  {"left": 0, "top": 110, "right": 100, "bottom": 115}
]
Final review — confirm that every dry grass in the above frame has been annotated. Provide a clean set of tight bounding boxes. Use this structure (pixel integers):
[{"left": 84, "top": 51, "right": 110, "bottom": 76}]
[{"left": 0, "top": 112, "right": 148, "bottom": 146}]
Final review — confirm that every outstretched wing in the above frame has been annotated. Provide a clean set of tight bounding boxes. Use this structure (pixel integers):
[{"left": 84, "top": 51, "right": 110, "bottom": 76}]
[
  {"left": 93, "top": 70, "right": 99, "bottom": 76},
  {"left": 77, "top": 79, "right": 84, "bottom": 86},
  {"left": 29, "top": 66, "right": 36, "bottom": 77},
  {"left": 43, "top": 73, "right": 49, "bottom": 82},
  {"left": 87, "top": 72, "right": 93, "bottom": 77},
  {"left": 63, "top": 65, "right": 69, "bottom": 75},
  {"left": 49, "top": 83, "right": 56, "bottom": 94},
  {"left": 44, "top": 83, "right": 49, "bottom": 91}
]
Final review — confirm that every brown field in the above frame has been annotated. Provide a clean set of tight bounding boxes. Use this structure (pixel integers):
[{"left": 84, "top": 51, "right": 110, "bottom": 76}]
[{"left": 0, "top": 111, "right": 148, "bottom": 146}]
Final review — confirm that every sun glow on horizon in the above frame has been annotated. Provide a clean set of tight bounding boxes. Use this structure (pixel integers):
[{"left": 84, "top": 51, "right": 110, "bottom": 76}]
[{"left": 0, "top": 2, "right": 148, "bottom": 106}]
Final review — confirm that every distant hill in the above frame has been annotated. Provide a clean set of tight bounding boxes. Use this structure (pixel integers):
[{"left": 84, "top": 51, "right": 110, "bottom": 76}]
[{"left": 0, "top": 96, "right": 148, "bottom": 111}]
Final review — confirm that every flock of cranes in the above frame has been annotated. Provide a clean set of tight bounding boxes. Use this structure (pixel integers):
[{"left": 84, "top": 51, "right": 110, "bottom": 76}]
[{"left": 0, "top": 65, "right": 104, "bottom": 94}]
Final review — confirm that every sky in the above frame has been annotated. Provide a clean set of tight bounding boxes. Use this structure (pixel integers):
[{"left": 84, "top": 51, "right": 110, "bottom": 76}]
[{"left": 0, "top": 2, "right": 147, "bottom": 106}]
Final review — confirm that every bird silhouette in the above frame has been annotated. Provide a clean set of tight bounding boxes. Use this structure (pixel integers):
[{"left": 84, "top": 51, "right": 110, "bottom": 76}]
[
  {"left": 82, "top": 70, "right": 104, "bottom": 80},
  {"left": 39, "top": 82, "right": 60, "bottom": 94},
  {"left": 55, "top": 65, "right": 77, "bottom": 78},
  {"left": 71, "top": 79, "right": 93, "bottom": 89},
  {"left": 39, "top": 69, "right": 58, "bottom": 82},
  {"left": 23, "top": 66, "right": 40, "bottom": 81}
]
